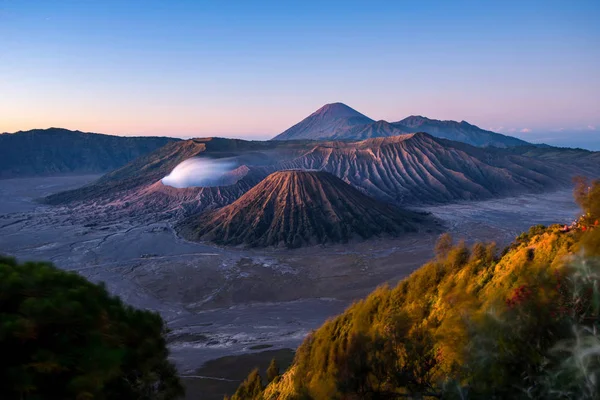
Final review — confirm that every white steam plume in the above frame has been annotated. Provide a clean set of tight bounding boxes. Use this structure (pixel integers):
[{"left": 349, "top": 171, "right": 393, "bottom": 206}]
[{"left": 161, "top": 157, "right": 237, "bottom": 188}]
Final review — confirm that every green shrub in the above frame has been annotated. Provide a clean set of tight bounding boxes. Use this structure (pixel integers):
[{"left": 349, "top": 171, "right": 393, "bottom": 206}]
[{"left": 0, "top": 257, "right": 183, "bottom": 399}]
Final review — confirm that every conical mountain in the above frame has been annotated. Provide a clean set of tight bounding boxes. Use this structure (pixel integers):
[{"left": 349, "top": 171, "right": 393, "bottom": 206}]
[
  {"left": 177, "top": 170, "right": 428, "bottom": 248},
  {"left": 272, "top": 103, "right": 374, "bottom": 140}
]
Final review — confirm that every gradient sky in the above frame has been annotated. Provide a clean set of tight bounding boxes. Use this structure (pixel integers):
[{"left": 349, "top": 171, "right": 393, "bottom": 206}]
[{"left": 1, "top": 0, "right": 599, "bottom": 148}]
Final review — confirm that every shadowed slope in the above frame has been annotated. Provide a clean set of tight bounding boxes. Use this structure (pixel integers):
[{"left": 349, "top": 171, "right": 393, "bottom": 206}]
[
  {"left": 393, "top": 116, "right": 529, "bottom": 147},
  {"left": 339, "top": 120, "right": 407, "bottom": 140},
  {"left": 0, "top": 128, "right": 177, "bottom": 179},
  {"left": 178, "top": 170, "right": 428, "bottom": 248}
]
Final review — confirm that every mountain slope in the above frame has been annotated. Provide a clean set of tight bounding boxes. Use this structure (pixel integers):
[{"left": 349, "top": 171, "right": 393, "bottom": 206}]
[
  {"left": 339, "top": 120, "right": 407, "bottom": 140},
  {"left": 393, "top": 115, "right": 529, "bottom": 148},
  {"left": 0, "top": 128, "right": 178, "bottom": 179},
  {"left": 177, "top": 170, "right": 428, "bottom": 248},
  {"left": 278, "top": 132, "right": 576, "bottom": 204},
  {"left": 272, "top": 103, "right": 374, "bottom": 140}
]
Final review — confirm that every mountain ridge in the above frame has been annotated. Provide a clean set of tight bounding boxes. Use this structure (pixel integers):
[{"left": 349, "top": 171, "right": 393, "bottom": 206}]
[
  {"left": 272, "top": 103, "right": 531, "bottom": 148},
  {"left": 392, "top": 115, "right": 530, "bottom": 147},
  {"left": 0, "top": 128, "right": 179, "bottom": 179},
  {"left": 276, "top": 131, "right": 576, "bottom": 204}
]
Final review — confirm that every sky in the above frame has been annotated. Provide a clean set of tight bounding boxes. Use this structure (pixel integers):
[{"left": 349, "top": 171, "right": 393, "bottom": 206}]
[{"left": 1, "top": 0, "right": 599, "bottom": 148}]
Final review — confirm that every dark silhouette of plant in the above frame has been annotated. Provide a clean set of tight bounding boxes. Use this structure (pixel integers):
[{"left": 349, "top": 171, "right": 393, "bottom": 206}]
[{"left": 0, "top": 256, "right": 183, "bottom": 399}]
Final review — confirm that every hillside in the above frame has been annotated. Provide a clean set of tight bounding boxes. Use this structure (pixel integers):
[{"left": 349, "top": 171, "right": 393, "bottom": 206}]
[
  {"left": 177, "top": 170, "right": 429, "bottom": 248},
  {"left": 0, "top": 128, "right": 177, "bottom": 179},
  {"left": 393, "top": 115, "right": 530, "bottom": 148},
  {"left": 340, "top": 120, "right": 407, "bottom": 140},
  {"left": 279, "top": 132, "right": 579, "bottom": 204},
  {"left": 230, "top": 179, "right": 600, "bottom": 399},
  {"left": 509, "top": 144, "right": 600, "bottom": 170}
]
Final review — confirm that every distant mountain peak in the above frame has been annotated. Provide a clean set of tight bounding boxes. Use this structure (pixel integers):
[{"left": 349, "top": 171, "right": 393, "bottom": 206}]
[
  {"left": 272, "top": 103, "right": 374, "bottom": 141},
  {"left": 311, "top": 102, "right": 369, "bottom": 119}
]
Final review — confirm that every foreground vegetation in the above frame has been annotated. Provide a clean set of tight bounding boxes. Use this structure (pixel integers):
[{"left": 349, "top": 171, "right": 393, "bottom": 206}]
[
  {"left": 231, "top": 177, "right": 600, "bottom": 399},
  {"left": 0, "top": 257, "right": 183, "bottom": 399}
]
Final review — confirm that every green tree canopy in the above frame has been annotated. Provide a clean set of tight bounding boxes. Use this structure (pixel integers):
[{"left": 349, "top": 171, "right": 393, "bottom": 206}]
[{"left": 0, "top": 257, "right": 183, "bottom": 399}]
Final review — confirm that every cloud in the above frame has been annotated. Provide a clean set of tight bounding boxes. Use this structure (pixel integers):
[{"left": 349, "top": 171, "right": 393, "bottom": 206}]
[
  {"left": 507, "top": 128, "right": 517, "bottom": 133},
  {"left": 489, "top": 126, "right": 504, "bottom": 132},
  {"left": 588, "top": 125, "right": 596, "bottom": 130},
  {"left": 520, "top": 128, "right": 532, "bottom": 133}
]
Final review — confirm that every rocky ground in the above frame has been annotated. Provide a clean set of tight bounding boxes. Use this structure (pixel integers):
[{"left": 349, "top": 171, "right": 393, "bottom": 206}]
[{"left": 0, "top": 175, "right": 582, "bottom": 398}]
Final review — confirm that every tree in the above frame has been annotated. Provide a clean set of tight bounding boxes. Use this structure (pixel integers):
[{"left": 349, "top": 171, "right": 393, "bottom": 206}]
[
  {"left": 435, "top": 233, "right": 453, "bottom": 259},
  {"left": 0, "top": 256, "right": 184, "bottom": 399},
  {"left": 574, "top": 176, "right": 600, "bottom": 223},
  {"left": 266, "top": 358, "right": 280, "bottom": 383},
  {"left": 445, "top": 240, "right": 470, "bottom": 270},
  {"left": 230, "top": 368, "right": 264, "bottom": 400},
  {"left": 573, "top": 177, "right": 600, "bottom": 256}
]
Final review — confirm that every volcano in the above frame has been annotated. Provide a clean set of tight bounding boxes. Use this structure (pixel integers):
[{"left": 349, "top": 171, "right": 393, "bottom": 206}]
[
  {"left": 177, "top": 170, "right": 429, "bottom": 248},
  {"left": 272, "top": 103, "right": 375, "bottom": 141}
]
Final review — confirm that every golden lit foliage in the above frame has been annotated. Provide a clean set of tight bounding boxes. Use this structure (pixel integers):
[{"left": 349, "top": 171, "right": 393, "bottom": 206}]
[
  {"left": 234, "top": 179, "right": 600, "bottom": 399},
  {"left": 574, "top": 177, "right": 600, "bottom": 223},
  {"left": 257, "top": 226, "right": 592, "bottom": 399}
]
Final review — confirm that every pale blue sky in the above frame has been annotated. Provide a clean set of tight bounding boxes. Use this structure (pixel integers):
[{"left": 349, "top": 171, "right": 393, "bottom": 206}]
[{"left": 1, "top": 0, "right": 599, "bottom": 148}]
